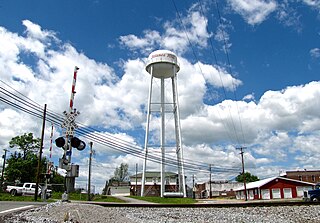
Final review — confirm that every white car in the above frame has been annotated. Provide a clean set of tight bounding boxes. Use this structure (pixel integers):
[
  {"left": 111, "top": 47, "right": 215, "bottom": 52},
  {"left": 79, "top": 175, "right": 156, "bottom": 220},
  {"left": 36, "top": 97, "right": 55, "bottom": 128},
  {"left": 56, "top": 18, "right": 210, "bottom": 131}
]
[{"left": 6, "top": 182, "right": 52, "bottom": 198}]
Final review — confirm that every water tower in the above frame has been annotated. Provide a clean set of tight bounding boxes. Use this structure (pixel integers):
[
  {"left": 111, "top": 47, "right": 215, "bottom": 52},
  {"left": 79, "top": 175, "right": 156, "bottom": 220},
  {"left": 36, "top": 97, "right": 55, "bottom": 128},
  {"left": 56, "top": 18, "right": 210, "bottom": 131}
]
[{"left": 141, "top": 50, "right": 186, "bottom": 197}]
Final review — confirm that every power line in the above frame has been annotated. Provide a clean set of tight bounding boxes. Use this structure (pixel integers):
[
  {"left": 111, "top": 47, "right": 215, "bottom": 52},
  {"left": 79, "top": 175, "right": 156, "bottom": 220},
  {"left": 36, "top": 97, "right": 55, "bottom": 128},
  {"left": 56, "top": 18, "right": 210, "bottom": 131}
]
[
  {"left": 0, "top": 82, "right": 241, "bottom": 174},
  {"left": 171, "top": 0, "right": 246, "bottom": 146},
  {"left": 213, "top": 0, "right": 246, "bottom": 146}
]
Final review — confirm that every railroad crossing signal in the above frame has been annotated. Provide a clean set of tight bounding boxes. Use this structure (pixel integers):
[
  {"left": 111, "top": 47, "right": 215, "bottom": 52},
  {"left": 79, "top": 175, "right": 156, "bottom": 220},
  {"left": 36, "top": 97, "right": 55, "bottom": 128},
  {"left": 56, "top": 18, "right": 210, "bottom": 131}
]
[{"left": 61, "top": 110, "right": 80, "bottom": 136}]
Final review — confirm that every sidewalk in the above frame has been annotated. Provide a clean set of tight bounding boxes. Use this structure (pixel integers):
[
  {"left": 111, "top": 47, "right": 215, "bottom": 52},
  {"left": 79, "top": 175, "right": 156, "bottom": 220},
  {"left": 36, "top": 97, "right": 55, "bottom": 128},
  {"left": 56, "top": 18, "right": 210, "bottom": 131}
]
[{"left": 113, "top": 196, "right": 154, "bottom": 204}]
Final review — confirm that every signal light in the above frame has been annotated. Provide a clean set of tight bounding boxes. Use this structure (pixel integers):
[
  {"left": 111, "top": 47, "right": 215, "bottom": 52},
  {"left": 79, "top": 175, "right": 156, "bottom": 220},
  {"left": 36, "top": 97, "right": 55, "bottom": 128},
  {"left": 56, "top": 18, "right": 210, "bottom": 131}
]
[
  {"left": 71, "top": 137, "right": 80, "bottom": 148},
  {"left": 77, "top": 141, "right": 86, "bottom": 151},
  {"left": 55, "top": 137, "right": 65, "bottom": 148},
  {"left": 55, "top": 136, "right": 86, "bottom": 151},
  {"left": 71, "top": 137, "right": 86, "bottom": 151}
]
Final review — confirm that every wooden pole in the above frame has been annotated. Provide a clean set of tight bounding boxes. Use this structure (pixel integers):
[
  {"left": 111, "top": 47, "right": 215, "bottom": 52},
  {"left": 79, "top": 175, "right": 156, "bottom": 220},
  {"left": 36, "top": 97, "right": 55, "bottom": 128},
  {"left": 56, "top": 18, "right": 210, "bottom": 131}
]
[{"left": 35, "top": 104, "right": 47, "bottom": 201}]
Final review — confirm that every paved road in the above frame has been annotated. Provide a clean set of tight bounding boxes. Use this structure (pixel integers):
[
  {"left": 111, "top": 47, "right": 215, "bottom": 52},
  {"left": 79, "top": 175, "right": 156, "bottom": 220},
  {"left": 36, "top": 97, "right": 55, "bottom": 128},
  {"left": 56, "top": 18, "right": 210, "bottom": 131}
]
[{"left": 0, "top": 201, "right": 46, "bottom": 216}]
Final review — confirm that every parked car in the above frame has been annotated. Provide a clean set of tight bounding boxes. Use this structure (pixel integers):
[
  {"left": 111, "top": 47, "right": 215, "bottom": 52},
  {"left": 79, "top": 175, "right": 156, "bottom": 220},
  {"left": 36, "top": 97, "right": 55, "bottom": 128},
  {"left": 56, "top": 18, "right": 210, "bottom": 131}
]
[{"left": 5, "top": 182, "right": 52, "bottom": 198}]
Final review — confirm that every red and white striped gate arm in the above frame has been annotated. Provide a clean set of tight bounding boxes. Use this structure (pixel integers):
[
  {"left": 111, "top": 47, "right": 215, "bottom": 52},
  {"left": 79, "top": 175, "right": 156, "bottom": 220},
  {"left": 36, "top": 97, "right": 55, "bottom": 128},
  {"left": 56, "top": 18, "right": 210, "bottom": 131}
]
[
  {"left": 49, "top": 123, "right": 54, "bottom": 158},
  {"left": 69, "top": 66, "right": 79, "bottom": 113}
]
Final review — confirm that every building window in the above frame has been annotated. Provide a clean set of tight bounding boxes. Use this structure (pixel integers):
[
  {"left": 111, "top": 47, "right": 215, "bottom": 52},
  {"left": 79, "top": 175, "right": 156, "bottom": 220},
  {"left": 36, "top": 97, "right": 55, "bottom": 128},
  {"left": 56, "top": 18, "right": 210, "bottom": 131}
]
[
  {"left": 298, "top": 175, "right": 302, "bottom": 181},
  {"left": 312, "top": 175, "right": 316, "bottom": 182}
]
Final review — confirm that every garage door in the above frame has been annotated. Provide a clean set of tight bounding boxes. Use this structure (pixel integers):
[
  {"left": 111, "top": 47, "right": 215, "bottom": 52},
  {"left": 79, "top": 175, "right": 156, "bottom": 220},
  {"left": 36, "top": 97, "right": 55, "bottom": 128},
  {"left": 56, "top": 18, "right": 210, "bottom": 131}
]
[
  {"left": 297, "top": 186, "right": 313, "bottom": 197},
  {"left": 261, "top": 189, "right": 270, "bottom": 199},
  {"left": 283, "top": 188, "right": 292, "bottom": 198},
  {"left": 272, "top": 188, "right": 281, "bottom": 199},
  {"left": 248, "top": 190, "right": 254, "bottom": 200}
]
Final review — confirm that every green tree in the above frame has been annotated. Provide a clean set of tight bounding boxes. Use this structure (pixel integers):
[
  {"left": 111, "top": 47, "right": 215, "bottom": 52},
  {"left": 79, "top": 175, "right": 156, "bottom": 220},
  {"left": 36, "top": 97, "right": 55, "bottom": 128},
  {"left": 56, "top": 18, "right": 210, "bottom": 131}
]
[
  {"left": 5, "top": 133, "right": 46, "bottom": 183},
  {"left": 50, "top": 172, "right": 65, "bottom": 192},
  {"left": 236, "top": 172, "right": 259, "bottom": 183},
  {"left": 51, "top": 172, "right": 65, "bottom": 185},
  {"left": 5, "top": 152, "right": 46, "bottom": 183},
  {"left": 113, "top": 163, "right": 129, "bottom": 182},
  {"left": 9, "top": 133, "right": 40, "bottom": 160}
]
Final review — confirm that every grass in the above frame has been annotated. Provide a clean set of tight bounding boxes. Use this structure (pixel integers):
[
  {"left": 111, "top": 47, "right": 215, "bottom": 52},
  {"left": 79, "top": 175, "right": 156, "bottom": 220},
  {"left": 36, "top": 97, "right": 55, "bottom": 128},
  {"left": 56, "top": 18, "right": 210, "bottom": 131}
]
[
  {"left": 0, "top": 192, "right": 45, "bottom": 202},
  {"left": 129, "top": 196, "right": 197, "bottom": 204},
  {"left": 0, "top": 192, "right": 125, "bottom": 203}
]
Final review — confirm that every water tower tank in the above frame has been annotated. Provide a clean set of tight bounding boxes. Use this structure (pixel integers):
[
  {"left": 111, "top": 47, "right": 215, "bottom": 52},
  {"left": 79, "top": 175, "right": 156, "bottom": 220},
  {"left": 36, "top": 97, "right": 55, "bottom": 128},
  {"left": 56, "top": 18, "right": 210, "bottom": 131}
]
[{"left": 145, "top": 50, "right": 180, "bottom": 78}]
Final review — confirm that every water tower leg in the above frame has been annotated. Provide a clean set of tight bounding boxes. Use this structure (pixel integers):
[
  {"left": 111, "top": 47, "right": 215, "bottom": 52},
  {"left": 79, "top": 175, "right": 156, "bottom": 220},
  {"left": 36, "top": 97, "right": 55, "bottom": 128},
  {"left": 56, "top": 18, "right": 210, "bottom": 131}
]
[
  {"left": 172, "top": 74, "right": 186, "bottom": 197},
  {"left": 141, "top": 70, "right": 154, "bottom": 197},
  {"left": 160, "top": 77, "right": 165, "bottom": 198}
]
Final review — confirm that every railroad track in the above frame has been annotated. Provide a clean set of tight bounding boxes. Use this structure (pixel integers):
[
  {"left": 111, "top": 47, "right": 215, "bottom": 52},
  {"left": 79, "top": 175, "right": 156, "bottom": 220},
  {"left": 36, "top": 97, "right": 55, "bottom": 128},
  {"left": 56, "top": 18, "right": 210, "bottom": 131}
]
[{"left": 86, "top": 200, "right": 320, "bottom": 208}]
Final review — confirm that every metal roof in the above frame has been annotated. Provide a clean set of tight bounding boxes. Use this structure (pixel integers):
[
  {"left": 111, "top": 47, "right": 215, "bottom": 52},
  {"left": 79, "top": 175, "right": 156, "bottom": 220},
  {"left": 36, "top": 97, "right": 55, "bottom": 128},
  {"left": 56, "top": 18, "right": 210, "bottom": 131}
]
[{"left": 234, "top": 176, "right": 315, "bottom": 191}]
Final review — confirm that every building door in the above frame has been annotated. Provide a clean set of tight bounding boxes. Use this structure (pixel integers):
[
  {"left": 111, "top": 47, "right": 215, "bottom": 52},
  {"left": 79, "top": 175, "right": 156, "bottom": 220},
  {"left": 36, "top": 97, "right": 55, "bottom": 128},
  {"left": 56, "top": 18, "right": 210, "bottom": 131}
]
[
  {"left": 261, "top": 189, "right": 270, "bottom": 199},
  {"left": 272, "top": 188, "right": 281, "bottom": 199},
  {"left": 283, "top": 188, "right": 292, "bottom": 198}
]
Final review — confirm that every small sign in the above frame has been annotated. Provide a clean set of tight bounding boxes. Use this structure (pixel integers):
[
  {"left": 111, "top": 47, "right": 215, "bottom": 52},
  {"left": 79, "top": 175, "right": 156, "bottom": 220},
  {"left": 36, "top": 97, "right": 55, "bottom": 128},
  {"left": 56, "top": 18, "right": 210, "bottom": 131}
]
[{"left": 66, "top": 150, "right": 72, "bottom": 156}]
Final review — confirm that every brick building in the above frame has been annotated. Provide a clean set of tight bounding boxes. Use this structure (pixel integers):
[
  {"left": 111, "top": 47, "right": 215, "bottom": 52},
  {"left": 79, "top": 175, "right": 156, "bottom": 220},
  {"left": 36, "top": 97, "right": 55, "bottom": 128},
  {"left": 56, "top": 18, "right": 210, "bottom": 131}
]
[
  {"left": 285, "top": 170, "right": 320, "bottom": 183},
  {"left": 195, "top": 180, "right": 242, "bottom": 199},
  {"left": 130, "top": 171, "right": 181, "bottom": 197}
]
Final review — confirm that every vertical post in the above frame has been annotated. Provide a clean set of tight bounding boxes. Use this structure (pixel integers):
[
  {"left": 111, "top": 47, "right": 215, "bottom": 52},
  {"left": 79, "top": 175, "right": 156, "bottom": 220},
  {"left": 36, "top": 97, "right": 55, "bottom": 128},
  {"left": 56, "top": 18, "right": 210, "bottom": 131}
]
[
  {"left": 88, "top": 142, "right": 93, "bottom": 201},
  {"left": 160, "top": 77, "right": 165, "bottom": 198},
  {"left": 1, "top": 149, "right": 8, "bottom": 181},
  {"left": 135, "top": 163, "right": 138, "bottom": 196},
  {"left": 238, "top": 147, "right": 247, "bottom": 201},
  {"left": 141, "top": 67, "right": 153, "bottom": 197},
  {"left": 172, "top": 72, "right": 186, "bottom": 197},
  {"left": 35, "top": 104, "right": 47, "bottom": 201},
  {"left": 192, "top": 174, "right": 195, "bottom": 199},
  {"left": 209, "top": 164, "right": 212, "bottom": 199}
]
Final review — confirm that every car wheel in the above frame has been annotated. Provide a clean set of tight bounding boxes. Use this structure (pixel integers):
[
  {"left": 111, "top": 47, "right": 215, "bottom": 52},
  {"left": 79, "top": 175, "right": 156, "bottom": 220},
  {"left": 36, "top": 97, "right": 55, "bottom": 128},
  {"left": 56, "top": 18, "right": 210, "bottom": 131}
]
[
  {"left": 10, "top": 189, "right": 17, "bottom": 196},
  {"left": 312, "top": 197, "right": 319, "bottom": 202}
]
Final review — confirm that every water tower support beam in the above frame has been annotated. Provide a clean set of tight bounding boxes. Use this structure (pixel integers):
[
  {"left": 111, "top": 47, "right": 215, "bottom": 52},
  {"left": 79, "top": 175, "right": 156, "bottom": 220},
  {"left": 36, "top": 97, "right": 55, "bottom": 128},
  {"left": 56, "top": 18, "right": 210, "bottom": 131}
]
[
  {"left": 172, "top": 69, "right": 186, "bottom": 197},
  {"left": 160, "top": 77, "right": 165, "bottom": 198},
  {"left": 141, "top": 67, "right": 154, "bottom": 197}
]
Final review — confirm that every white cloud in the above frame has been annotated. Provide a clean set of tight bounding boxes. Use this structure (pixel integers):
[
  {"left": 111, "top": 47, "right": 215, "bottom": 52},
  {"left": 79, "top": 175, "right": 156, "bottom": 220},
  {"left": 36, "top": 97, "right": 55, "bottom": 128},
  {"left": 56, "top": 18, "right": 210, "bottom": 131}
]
[
  {"left": 119, "top": 6, "right": 211, "bottom": 55},
  {"left": 302, "top": 0, "right": 320, "bottom": 9},
  {"left": 119, "top": 30, "right": 161, "bottom": 54},
  {"left": 310, "top": 48, "right": 320, "bottom": 58},
  {"left": 227, "top": 0, "right": 278, "bottom": 25},
  {"left": 198, "top": 62, "right": 242, "bottom": 91},
  {"left": 22, "top": 20, "right": 56, "bottom": 41},
  {"left": 276, "top": 1, "right": 302, "bottom": 31},
  {"left": 243, "top": 93, "right": 255, "bottom": 101}
]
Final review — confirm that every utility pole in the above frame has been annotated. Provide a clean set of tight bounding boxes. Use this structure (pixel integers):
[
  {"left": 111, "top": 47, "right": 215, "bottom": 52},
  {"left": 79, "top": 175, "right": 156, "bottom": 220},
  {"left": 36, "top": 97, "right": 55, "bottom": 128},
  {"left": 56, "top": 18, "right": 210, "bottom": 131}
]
[
  {"left": 192, "top": 174, "right": 195, "bottom": 199},
  {"left": 209, "top": 164, "right": 212, "bottom": 199},
  {"left": 238, "top": 147, "right": 247, "bottom": 201},
  {"left": 135, "top": 163, "right": 138, "bottom": 196},
  {"left": 35, "top": 104, "right": 47, "bottom": 201},
  {"left": 88, "top": 142, "right": 93, "bottom": 201},
  {"left": 1, "top": 149, "right": 8, "bottom": 182}
]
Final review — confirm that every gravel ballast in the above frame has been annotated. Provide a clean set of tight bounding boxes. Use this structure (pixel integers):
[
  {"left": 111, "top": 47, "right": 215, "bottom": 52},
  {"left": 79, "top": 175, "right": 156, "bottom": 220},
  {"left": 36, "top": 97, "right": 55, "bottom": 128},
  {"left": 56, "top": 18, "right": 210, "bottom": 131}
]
[{"left": 2, "top": 201, "right": 320, "bottom": 223}]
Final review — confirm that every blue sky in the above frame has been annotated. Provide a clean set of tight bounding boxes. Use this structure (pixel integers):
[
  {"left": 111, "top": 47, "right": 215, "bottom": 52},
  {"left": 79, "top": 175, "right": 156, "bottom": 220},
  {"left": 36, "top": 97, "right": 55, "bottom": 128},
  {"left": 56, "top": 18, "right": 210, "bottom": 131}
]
[{"left": 0, "top": 0, "right": 320, "bottom": 193}]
